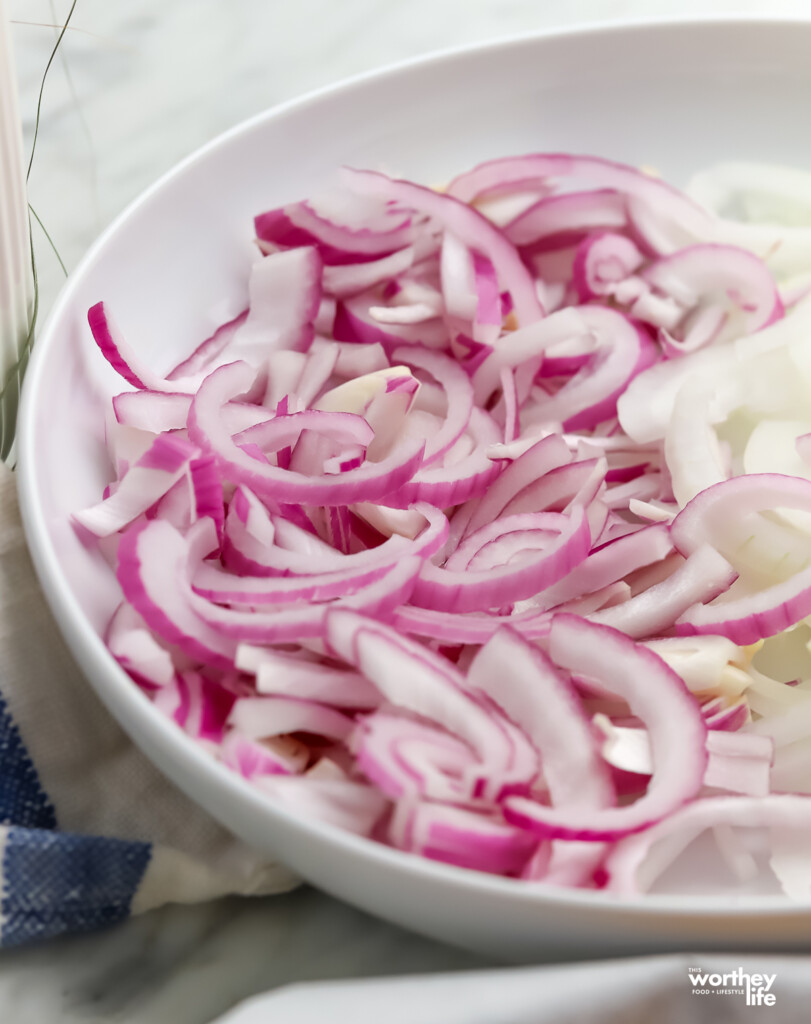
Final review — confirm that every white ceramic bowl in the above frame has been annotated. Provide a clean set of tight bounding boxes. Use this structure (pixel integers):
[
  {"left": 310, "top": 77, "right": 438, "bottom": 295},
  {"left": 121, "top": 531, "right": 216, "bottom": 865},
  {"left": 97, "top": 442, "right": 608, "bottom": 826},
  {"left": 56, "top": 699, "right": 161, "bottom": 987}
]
[{"left": 18, "top": 17, "right": 811, "bottom": 961}]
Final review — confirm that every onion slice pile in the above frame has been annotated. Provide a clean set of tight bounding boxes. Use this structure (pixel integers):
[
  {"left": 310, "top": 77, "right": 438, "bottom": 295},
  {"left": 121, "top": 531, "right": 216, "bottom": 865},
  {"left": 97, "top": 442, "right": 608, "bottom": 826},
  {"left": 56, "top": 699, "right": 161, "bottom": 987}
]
[{"left": 77, "top": 152, "right": 811, "bottom": 898}]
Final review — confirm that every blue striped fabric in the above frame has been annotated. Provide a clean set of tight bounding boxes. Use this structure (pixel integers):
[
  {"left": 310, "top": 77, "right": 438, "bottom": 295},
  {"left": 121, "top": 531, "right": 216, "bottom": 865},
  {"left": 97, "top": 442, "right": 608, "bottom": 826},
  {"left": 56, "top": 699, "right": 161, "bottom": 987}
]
[
  {"left": 0, "top": 692, "right": 151, "bottom": 946},
  {"left": 1, "top": 828, "right": 151, "bottom": 946},
  {"left": 0, "top": 693, "right": 56, "bottom": 830}
]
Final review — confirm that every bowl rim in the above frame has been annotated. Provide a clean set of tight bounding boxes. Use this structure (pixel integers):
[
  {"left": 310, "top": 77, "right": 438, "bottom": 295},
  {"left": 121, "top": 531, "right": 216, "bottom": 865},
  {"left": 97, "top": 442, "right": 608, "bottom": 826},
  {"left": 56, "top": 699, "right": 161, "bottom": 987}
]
[{"left": 18, "top": 12, "right": 811, "bottom": 919}]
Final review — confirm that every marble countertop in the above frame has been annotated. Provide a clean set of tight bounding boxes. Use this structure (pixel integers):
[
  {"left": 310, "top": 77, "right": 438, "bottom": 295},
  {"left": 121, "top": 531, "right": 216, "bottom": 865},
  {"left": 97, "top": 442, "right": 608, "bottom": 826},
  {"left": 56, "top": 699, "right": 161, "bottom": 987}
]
[
  {"left": 6, "top": 0, "right": 811, "bottom": 1020},
  {"left": 0, "top": 889, "right": 489, "bottom": 1024}
]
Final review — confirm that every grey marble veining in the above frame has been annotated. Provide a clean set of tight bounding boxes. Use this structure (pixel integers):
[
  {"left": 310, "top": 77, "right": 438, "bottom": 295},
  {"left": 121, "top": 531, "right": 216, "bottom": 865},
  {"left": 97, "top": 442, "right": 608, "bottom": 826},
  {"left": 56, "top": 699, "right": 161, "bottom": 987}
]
[
  {"left": 14, "top": 0, "right": 811, "bottom": 326},
  {"left": 0, "top": 887, "right": 487, "bottom": 1023},
  {"left": 5, "top": 0, "right": 811, "bottom": 1021}
]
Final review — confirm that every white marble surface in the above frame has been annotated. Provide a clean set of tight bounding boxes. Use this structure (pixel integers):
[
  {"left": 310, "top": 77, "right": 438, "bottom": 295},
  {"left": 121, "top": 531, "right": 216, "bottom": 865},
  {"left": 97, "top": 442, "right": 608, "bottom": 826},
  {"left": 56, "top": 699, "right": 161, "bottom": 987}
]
[
  {"left": 0, "top": 889, "right": 490, "bottom": 1024},
  {"left": 6, "top": 0, "right": 811, "bottom": 1021}
]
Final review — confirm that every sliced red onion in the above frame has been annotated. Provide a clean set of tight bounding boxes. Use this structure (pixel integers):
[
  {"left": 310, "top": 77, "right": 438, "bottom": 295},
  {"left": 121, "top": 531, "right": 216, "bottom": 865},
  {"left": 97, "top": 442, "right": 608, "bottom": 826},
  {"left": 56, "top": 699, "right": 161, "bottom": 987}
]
[
  {"left": 472, "top": 307, "right": 588, "bottom": 406},
  {"left": 439, "top": 233, "right": 502, "bottom": 346},
  {"left": 536, "top": 334, "right": 598, "bottom": 379},
  {"left": 225, "top": 493, "right": 445, "bottom": 577},
  {"left": 229, "top": 695, "right": 354, "bottom": 742},
  {"left": 153, "top": 670, "right": 237, "bottom": 744},
  {"left": 253, "top": 774, "right": 388, "bottom": 836},
  {"left": 325, "top": 610, "right": 539, "bottom": 799},
  {"left": 704, "top": 731, "right": 774, "bottom": 796},
  {"left": 503, "top": 615, "right": 708, "bottom": 840},
  {"left": 105, "top": 602, "right": 175, "bottom": 689},
  {"left": 392, "top": 801, "right": 537, "bottom": 876},
  {"left": 447, "top": 153, "right": 712, "bottom": 251},
  {"left": 369, "top": 300, "right": 441, "bottom": 325},
  {"left": 221, "top": 486, "right": 280, "bottom": 575},
  {"left": 556, "top": 579, "right": 631, "bottom": 614},
  {"left": 323, "top": 240, "right": 436, "bottom": 297},
  {"left": 473, "top": 252, "right": 502, "bottom": 326},
  {"left": 189, "top": 453, "right": 224, "bottom": 540},
  {"left": 748, "top": 696, "right": 811, "bottom": 750},
  {"left": 741, "top": 420, "right": 811, "bottom": 533},
  {"left": 603, "top": 448, "right": 657, "bottom": 484},
  {"left": 350, "top": 502, "right": 427, "bottom": 541},
  {"left": 112, "top": 391, "right": 193, "bottom": 432},
  {"left": 220, "top": 731, "right": 309, "bottom": 778},
  {"left": 352, "top": 712, "right": 479, "bottom": 804},
  {"left": 314, "top": 296, "right": 337, "bottom": 336},
  {"left": 188, "top": 361, "right": 425, "bottom": 506},
  {"left": 295, "top": 343, "right": 341, "bottom": 408},
  {"left": 525, "top": 245, "right": 578, "bottom": 288},
  {"left": 469, "top": 628, "right": 613, "bottom": 883},
  {"left": 116, "top": 518, "right": 236, "bottom": 670},
  {"left": 255, "top": 196, "right": 415, "bottom": 263},
  {"left": 641, "top": 243, "right": 783, "bottom": 350},
  {"left": 449, "top": 332, "right": 492, "bottom": 374},
  {"left": 441, "top": 232, "right": 480, "bottom": 330},
  {"left": 167, "top": 310, "right": 249, "bottom": 381},
  {"left": 589, "top": 544, "right": 737, "bottom": 639},
  {"left": 659, "top": 311, "right": 726, "bottom": 358},
  {"left": 392, "top": 346, "right": 474, "bottom": 465},
  {"left": 392, "top": 604, "right": 552, "bottom": 645},
  {"left": 334, "top": 290, "right": 449, "bottom": 353},
  {"left": 705, "top": 699, "right": 750, "bottom": 732},
  {"left": 444, "top": 511, "right": 568, "bottom": 572},
  {"left": 262, "top": 351, "right": 307, "bottom": 410},
  {"left": 311, "top": 338, "right": 388, "bottom": 380},
  {"left": 504, "top": 189, "right": 628, "bottom": 248},
  {"left": 234, "top": 408, "right": 373, "bottom": 456},
  {"left": 412, "top": 507, "right": 590, "bottom": 614},
  {"left": 669, "top": 475, "right": 811, "bottom": 642},
  {"left": 670, "top": 472, "right": 811, "bottom": 573},
  {"left": 86, "top": 152, "right": 811, "bottom": 898},
  {"left": 675, "top": 570, "right": 811, "bottom": 646},
  {"left": 604, "top": 795, "right": 811, "bottom": 896},
  {"left": 111, "top": 391, "right": 277, "bottom": 437},
  {"left": 192, "top": 556, "right": 400, "bottom": 605},
  {"left": 384, "top": 406, "right": 501, "bottom": 509},
  {"left": 521, "top": 308, "right": 657, "bottom": 432},
  {"left": 572, "top": 232, "right": 644, "bottom": 301},
  {"left": 603, "top": 473, "right": 663, "bottom": 511},
  {"left": 458, "top": 433, "right": 573, "bottom": 541},
  {"left": 236, "top": 646, "right": 380, "bottom": 707},
  {"left": 74, "top": 434, "right": 198, "bottom": 537},
  {"left": 796, "top": 430, "right": 811, "bottom": 467},
  {"left": 533, "top": 523, "right": 673, "bottom": 611},
  {"left": 498, "top": 457, "right": 605, "bottom": 519},
  {"left": 189, "top": 556, "right": 421, "bottom": 643},
  {"left": 628, "top": 498, "right": 676, "bottom": 523},
  {"left": 474, "top": 188, "right": 550, "bottom": 227},
  {"left": 88, "top": 302, "right": 208, "bottom": 394},
  {"left": 596, "top": 715, "right": 771, "bottom": 796},
  {"left": 341, "top": 168, "right": 544, "bottom": 327},
  {"left": 462, "top": 536, "right": 557, "bottom": 578},
  {"left": 499, "top": 367, "right": 519, "bottom": 444},
  {"left": 314, "top": 364, "right": 413, "bottom": 417}
]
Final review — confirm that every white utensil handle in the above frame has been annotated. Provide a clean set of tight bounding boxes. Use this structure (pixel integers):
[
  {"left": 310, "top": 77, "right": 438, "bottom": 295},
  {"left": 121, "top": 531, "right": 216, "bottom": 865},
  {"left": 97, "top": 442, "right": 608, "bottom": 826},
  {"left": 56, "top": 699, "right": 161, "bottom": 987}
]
[{"left": 0, "top": 0, "right": 34, "bottom": 461}]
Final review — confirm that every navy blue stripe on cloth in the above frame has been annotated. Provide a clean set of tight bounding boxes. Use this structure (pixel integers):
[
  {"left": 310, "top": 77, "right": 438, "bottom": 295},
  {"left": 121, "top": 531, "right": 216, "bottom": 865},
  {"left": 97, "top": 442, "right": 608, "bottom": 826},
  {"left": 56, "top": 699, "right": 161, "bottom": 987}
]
[
  {"left": 0, "top": 693, "right": 56, "bottom": 830},
  {"left": 2, "top": 828, "right": 152, "bottom": 946}
]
